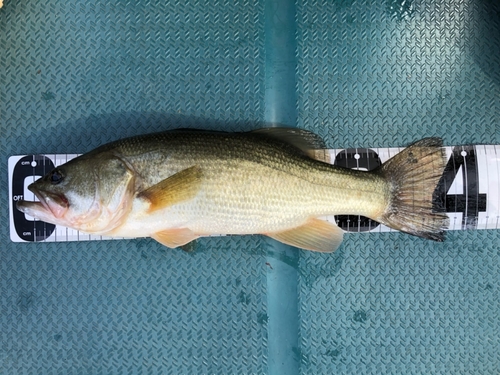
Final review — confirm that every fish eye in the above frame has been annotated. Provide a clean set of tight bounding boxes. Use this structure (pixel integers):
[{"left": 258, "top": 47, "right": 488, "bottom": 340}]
[{"left": 49, "top": 169, "right": 64, "bottom": 184}]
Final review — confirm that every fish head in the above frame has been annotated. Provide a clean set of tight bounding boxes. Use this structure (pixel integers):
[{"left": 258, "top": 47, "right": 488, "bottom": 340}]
[{"left": 17, "top": 153, "right": 136, "bottom": 234}]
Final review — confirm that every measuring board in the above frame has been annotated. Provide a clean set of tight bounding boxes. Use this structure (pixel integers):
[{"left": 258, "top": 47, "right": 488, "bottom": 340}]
[{"left": 8, "top": 145, "right": 500, "bottom": 243}]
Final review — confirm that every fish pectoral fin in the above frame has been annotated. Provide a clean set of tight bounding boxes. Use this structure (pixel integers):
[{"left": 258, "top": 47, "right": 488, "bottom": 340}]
[
  {"left": 137, "top": 166, "right": 202, "bottom": 212},
  {"left": 266, "top": 218, "right": 344, "bottom": 253},
  {"left": 152, "top": 228, "right": 199, "bottom": 249}
]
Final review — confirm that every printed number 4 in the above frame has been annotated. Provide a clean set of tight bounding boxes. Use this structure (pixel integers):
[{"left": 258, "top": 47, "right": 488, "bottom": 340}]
[{"left": 434, "top": 146, "right": 486, "bottom": 230}]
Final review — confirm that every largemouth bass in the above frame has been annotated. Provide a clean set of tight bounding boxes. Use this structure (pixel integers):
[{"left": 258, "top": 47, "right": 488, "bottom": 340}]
[{"left": 17, "top": 128, "right": 448, "bottom": 252}]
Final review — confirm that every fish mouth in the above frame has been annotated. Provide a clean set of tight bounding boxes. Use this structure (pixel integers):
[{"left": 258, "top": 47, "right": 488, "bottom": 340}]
[{"left": 17, "top": 185, "right": 69, "bottom": 219}]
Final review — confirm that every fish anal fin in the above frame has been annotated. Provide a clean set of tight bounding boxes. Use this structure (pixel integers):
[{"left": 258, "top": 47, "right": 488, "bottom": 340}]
[
  {"left": 138, "top": 166, "right": 202, "bottom": 212},
  {"left": 251, "top": 128, "right": 331, "bottom": 163},
  {"left": 152, "top": 228, "right": 199, "bottom": 249},
  {"left": 266, "top": 218, "right": 343, "bottom": 253}
]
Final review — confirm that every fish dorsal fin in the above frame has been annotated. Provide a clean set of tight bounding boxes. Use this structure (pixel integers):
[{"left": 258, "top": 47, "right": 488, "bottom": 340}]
[
  {"left": 266, "top": 218, "right": 343, "bottom": 252},
  {"left": 251, "top": 127, "right": 331, "bottom": 163},
  {"left": 152, "top": 228, "right": 199, "bottom": 248},
  {"left": 138, "top": 166, "right": 202, "bottom": 212}
]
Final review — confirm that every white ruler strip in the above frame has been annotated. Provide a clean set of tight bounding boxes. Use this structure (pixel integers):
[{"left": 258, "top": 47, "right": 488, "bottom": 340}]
[{"left": 9, "top": 144, "right": 499, "bottom": 243}]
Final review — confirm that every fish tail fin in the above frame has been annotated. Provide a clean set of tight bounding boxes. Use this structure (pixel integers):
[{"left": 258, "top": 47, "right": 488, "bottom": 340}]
[{"left": 375, "top": 137, "right": 449, "bottom": 241}]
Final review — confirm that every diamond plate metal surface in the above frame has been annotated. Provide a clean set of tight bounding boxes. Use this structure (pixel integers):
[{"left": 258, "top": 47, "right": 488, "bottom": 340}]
[
  {"left": 0, "top": 0, "right": 264, "bottom": 155},
  {"left": 298, "top": 232, "right": 500, "bottom": 374},
  {"left": 0, "top": 237, "right": 268, "bottom": 374},
  {"left": 1, "top": 0, "right": 266, "bottom": 374},
  {"left": 297, "top": 0, "right": 500, "bottom": 374},
  {"left": 297, "top": 0, "right": 500, "bottom": 148}
]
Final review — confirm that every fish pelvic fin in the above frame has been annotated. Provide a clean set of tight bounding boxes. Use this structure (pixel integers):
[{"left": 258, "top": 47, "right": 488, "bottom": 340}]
[
  {"left": 152, "top": 228, "right": 199, "bottom": 248},
  {"left": 138, "top": 166, "right": 202, "bottom": 212},
  {"left": 375, "top": 137, "right": 449, "bottom": 241},
  {"left": 266, "top": 218, "right": 344, "bottom": 252}
]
